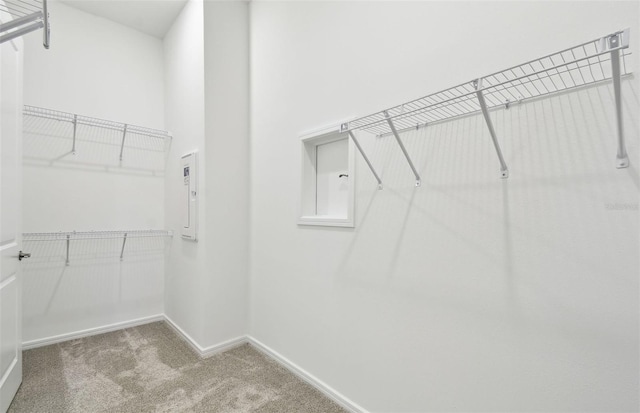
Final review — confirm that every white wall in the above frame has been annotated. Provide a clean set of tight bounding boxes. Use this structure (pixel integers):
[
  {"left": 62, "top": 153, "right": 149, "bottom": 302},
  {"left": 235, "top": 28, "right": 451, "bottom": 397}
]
[
  {"left": 249, "top": 2, "right": 639, "bottom": 412},
  {"left": 21, "top": 1, "right": 166, "bottom": 343},
  {"left": 163, "top": 0, "right": 249, "bottom": 350},
  {"left": 201, "top": 0, "right": 249, "bottom": 349},
  {"left": 163, "top": 0, "right": 206, "bottom": 345}
]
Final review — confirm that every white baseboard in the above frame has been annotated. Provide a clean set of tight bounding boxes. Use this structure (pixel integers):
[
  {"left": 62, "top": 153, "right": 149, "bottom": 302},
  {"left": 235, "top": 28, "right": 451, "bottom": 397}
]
[
  {"left": 22, "top": 315, "right": 366, "bottom": 413},
  {"left": 22, "top": 314, "right": 165, "bottom": 350},
  {"left": 163, "top": 315, "right": 246, "bottom": 358},
  {"left": 247, "top": 336, "right": 368, "bottom": 413}
]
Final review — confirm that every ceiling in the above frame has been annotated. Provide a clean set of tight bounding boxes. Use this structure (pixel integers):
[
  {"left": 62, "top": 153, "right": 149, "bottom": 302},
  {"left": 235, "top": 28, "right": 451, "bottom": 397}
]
[{"left": 59, "top": 0, "right": 188, "bottom": 39}]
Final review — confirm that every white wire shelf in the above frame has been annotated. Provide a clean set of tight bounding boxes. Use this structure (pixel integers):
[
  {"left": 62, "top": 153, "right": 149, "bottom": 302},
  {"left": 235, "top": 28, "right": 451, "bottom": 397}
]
[
  {"left": 0, "top": 0, "right": 49, "bottom": 48},
  {"left": 340, "top": 29, "right": 632, "bottom": 187},
  {"left": 23, "top": 230, "right": 173, "bottom": 242},
  {"left": 23, "top": 105, "right": 172, "bottom": 161},
  {"left": 23, "top": 230, "right": 173, "bottom": 265}
]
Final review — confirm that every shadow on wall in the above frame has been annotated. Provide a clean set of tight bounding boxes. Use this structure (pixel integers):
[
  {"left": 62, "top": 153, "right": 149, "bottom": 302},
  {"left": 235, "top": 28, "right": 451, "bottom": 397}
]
[
  {"left": 21, "top": 236, "right": 171, "bottom": 341},
  {"left": 23, "top": 114, "right": 168, "bottom": 176},
  {"left": 335, "top": 77, "right": 638, "bottom": 315}
]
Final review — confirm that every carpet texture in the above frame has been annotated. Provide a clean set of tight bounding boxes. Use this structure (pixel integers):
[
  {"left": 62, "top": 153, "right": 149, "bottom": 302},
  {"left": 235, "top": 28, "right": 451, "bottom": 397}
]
[{"left": 8, "top": 322, "right": 347, "bottom": 413}]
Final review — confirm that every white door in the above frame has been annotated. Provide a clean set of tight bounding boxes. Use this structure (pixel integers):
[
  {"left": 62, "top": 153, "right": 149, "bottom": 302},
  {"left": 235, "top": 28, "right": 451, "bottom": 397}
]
[{"left": 0, "top": 17, "right": 24, "bottom": 413}]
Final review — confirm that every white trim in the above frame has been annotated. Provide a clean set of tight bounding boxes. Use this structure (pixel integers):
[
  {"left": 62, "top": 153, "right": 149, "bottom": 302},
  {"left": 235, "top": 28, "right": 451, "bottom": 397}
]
[
  {"left": 298, "top": 215, "right": 355, "bottom": 228},
  {"left": 22, "top": 314, "right": 165, "bottom": 350},
  {"left": 298, "top": 125, "right": 357, "bottom": 228},
  {"left": 246, "top": 336, "right": 368, "bottom": 413},
  {"left": 21, "top": 316, "right": 366, "bottom": 412},
  {"left": 163, "top": 315, "right": 246, "bottom": 358},
  {"left": 0, "top": 357, "right": 17, "bottom": 388}
]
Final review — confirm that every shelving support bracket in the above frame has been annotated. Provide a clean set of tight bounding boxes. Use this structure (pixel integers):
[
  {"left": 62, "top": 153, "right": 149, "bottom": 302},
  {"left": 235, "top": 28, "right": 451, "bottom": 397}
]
[
  {"left": 120, "top": 233, "right": 127, "bottom": 261},
  {"left": 345, "top": 129, "right": 383, "bottom": 190},
  {"left": 600, "top": 30, "right": 630, "bottom": 168},
  {"left": 474, "top": 78, "right": 509, "bottom": 178},
  {"left": 383, "top": 111, "right": 422, "bottom": 187},
  {"left": 119, "top": 124, "right": 128, "bottom": 161},
  {"left": 43, "top": 0, "right": 49, "bottom": 49},
  {"left": 71, "top": 114, "right": 77, "bottom": 154},
  {"left": 65, "top": 235, "right": 70, "bottom": 266}
]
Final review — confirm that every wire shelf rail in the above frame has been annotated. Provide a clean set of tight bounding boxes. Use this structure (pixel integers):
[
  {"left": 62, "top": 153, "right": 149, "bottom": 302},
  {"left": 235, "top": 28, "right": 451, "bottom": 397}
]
[
  {"left": 340, "top": 29, "right": 632, "bottom": 187},
  {"left": 23, "top": 105, "right": 172, "bottom": 161},
  {"left": 0, "top": 0, "right": 49, "bottom": 48},
  {"left": 23, "top": 230, "right": 173, "bottom": 265}
]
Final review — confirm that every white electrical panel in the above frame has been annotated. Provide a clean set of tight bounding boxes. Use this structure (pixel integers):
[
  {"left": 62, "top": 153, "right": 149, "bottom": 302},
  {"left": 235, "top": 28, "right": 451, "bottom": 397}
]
[{"left": 181, "top": 151, "right": 198, "bottom": 241}]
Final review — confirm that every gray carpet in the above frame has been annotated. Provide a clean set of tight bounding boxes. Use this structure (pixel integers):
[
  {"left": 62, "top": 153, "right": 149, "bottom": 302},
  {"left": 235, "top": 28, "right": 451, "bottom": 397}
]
[{"left": 8, "top": 322, "right": 347, "bottom": 413}]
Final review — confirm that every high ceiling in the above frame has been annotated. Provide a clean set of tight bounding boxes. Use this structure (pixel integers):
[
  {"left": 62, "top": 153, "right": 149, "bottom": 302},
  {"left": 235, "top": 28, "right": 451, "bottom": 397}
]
[{"left": 59, "top": 0, "right": 188, "bottom": 39}]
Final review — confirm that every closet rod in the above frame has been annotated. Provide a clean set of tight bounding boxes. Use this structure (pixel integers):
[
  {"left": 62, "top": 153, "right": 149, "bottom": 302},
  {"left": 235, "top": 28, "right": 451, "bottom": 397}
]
[
  {"left": 0, "top": 19, "right": 42, "bottom": 44},
  {"left": 0, "top": 11, "right": 42, "bottom": 33}
]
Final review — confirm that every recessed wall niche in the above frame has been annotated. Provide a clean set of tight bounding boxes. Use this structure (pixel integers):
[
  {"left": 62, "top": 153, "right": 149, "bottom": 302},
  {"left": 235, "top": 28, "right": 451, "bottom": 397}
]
[{"left": 298, "top": 125, "right": 356, "bottom": 228}]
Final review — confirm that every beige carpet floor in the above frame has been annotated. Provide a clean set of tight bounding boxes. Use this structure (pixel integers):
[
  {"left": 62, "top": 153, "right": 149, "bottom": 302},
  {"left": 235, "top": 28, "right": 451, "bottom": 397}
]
[{"left": 8, "top": 322, "right": 347, "bottom": 413}]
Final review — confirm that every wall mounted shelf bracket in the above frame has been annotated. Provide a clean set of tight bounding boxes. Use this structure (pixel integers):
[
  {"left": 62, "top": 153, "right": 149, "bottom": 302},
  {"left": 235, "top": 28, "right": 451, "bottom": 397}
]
[
  {"left": 71, "top": 114, "right": 77, "bottom": 154},
  {"left": 119, "top": 124, "right": 128, "bottom": 161},
  {"left": 383, "top": 111, "right": 422, "bottom": 187},
  {"left": 598, "top": 28, "right": 630, "bottom": 168},
  {"left": 0, "top": 0, "right": 49, "bottom": 48},
  {"left": 474, "top": 78, "right": 509, "bottom": 178},
  {"left": 343, "top": 124, "right": 383, "bottom": 190},
  {"left": 120, "top": 233, "right": 127, "bottom": 261},
  {"left": 65, "top": 234, "right": 70, "bottom": 266}
]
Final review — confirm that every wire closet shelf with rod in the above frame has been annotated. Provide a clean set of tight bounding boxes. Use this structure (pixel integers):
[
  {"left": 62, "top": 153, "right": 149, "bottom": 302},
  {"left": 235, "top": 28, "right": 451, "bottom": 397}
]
[
  {"left": 340, "top": 28, "right": 632, "bottom": 189},
  {"left": 0, "top": 0, "right": 50, "bottom": 48},
  {"left": 23, "top": 230, "right": 174, "bottom": 266},
  {"left": 23, "top": 105, "right": 173, "bottom": 161}
]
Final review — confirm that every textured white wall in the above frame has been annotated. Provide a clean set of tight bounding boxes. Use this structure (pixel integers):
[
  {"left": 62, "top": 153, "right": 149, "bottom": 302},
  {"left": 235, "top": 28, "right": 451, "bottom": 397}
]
[
  {"left": 21, "top": 1, "right": 166, "bottom": 344},
  {"left": 249, "top": 2, "right": 639, "bottom": 412}
]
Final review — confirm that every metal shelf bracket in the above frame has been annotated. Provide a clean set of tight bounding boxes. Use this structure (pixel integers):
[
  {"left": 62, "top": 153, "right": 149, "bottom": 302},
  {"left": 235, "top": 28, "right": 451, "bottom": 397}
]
[
  {"left": 71, "top": 114, "right": 77, "bottom": 154},
  {"left": 383, "top": 111, "right": 422, "bottom": 187},
  {"left": 343, "top": 124, "right": 383, "bottom": 190},
  {"left": 65, "top": 234, "right": 70, "bottom": 266},
  {"left": 0, "top": 0, "right": 49, "bottom": 48},
  {"left": 120, "top": 233, "right": 127, "bottom": 261},
  {"left": 598, "top": 29, "right": 630, "bottom": 168},
  {"left": 474, "top": 78, "right": 509, "bottom": 179},
  {"left": 42, "top": 0, "right": 49, "bottom": 49},
  {"left": 119, "top": 124, "right": 128, "bottom": 161}
]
